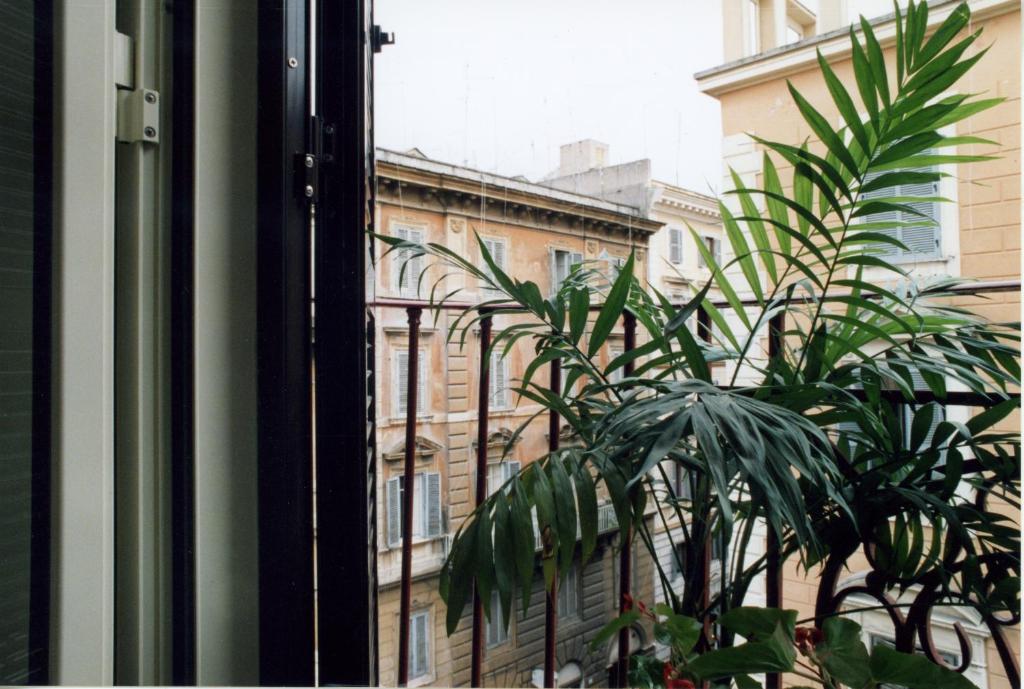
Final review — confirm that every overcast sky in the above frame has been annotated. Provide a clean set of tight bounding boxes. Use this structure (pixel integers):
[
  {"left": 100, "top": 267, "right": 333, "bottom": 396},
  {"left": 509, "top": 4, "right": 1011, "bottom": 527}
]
[{"left": 374, "top": 1, "right": 903, "bottom": 196}]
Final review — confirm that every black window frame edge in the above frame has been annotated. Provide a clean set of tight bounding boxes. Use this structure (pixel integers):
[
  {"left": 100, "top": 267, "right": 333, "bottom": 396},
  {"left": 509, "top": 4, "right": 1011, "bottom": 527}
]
[
  {"left": 313, "top": 0, "right": 378, "bottom": 684},
  {"left": 256, "top": 0, "right": 316, "bottom": 684},
  {"left": 30, "top": 1, "right": 54, "bottom": 684},
  {"left": 170, "top": 0, "right": 197, "bottom": 684}
]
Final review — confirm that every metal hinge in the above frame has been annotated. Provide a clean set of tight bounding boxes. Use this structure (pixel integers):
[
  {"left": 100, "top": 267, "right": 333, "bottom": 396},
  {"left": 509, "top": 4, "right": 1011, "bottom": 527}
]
[
  {"left": 296, "top": 117, "right": 336, "bottom": 204},
  {"left": 114, "top": 31, "right": 160, "bottom": 144},
  {"left": 371, "top": 25, "right": 395, "bottom": 53}
]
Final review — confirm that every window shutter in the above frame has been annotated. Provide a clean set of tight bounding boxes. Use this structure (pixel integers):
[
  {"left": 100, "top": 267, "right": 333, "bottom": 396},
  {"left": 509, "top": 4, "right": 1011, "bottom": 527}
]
[
  {"left": 571, "top": 251, "right": 584, "bottom": 270},
  {"left": 669, "top": 228, "right": 683, "bottom": 264},
  {"left": 396, "top": 350, "right": 409, "bottom": 415},
  {"left": 386, "top": 477, "right": 402, "bottom": 547},
  {"left": 490, "top": 354, "right": 508, "bottom": 409},
  {"left": 712, "top": 238, "right": 722, "bottom": 266},
  {"left": 862, "top": 158, "right": 939, "bottom": 260},
  {"left": 425, "top": 472, "right": 442, "bottom": 537},
  {"left": 549, "top": 249, "right": 558, "bottom": 295},
  {"left": 900, "top": 174, "right": 940, "bottom": 258},
  {"left": 410, "top": 612, "right": 428, "bottom": 678},
  {"left": 417, "top": 352, "right": 427, "bottom": 413},
  {"left": 503, "top": 460, "right": 521, "bottom": 483},
  {"left": 394, "top": 226, "right": 424, "bottom": 295}
]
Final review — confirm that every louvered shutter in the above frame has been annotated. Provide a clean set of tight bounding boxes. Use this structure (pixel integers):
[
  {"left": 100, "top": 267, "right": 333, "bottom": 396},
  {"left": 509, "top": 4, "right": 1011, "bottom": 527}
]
[
  {"left": 425, "top": 472, "right": 442, "bottom": 538},
  {"left": 502, "top": 460, "right": 521, "bottom": 483},
  {"left": 396, "top": 350, "right": 409, "bottom": 415},
  {"left": 669, "top": 228, "right": 683, "bottom": 264},
  {"left": 490, "top": 354, "right": 508, "bottom": 409},
  {"left": 417, "top": 352, "right": 426, "bottom": 414},
  {"left": 394, "top": 226, "right": 424, "bottom": 296},
  {"left": 482, "top": 237, "right": 506, "bottom": 293},
  {"left": 712, "top": 238, "right": 722, "bottom": 266},
  {"left": 900, "top": 173, "right": 940, "bottom": 258},
  {"left": 608, "top": 348, "right": 623, "bottom": 383},
  {"left": 386, "top": 477, "right": 402, "bottom": 547},
  {"left": 549, "top": 249, "right": 559, "bottom": 295},
  {"left": 861, "top": 156, "right": 939, "bottom": 260},
  {"left": 410, "top": 611, "right": 429, "bottom": 678}
]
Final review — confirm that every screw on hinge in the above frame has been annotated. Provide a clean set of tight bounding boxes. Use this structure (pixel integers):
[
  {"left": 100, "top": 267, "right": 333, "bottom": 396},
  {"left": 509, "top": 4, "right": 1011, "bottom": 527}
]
[
  {"left": 304, "top": 185, "right": 314, "bottom": 198},
  {"left": 288, "top": 57, "right": 298, "bottom": 68},
  {"left": 305, "top": 155, "right": 315, "bottom": 169},
  {"left": 144, "top": 92, "right": 157, "bottom": 104},
  {"left": 144, "top": 126, "right": 157, "bottom": 138}
]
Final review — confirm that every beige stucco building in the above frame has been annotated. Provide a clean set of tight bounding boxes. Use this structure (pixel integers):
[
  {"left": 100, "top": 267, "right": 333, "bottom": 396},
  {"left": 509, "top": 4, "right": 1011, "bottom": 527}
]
[
  {"left": 373, "top": 148, "right": 662, "bottom": 687},
  {"left": 696, "top": 2, "right": 1021, "bottom": 688}
]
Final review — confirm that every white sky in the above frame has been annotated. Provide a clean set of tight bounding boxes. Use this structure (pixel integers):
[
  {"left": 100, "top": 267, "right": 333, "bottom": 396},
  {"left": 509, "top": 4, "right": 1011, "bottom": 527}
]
[{"left": 374, "top": 1, "right": 903, "bottom": 196}]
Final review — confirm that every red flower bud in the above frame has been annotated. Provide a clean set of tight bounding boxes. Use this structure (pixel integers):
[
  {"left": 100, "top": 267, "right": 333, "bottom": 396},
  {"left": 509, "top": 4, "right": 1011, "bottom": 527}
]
[
  {"left": 622, "top": 593, "right": 634, "bottom": 611},
  {"left": 666, "top": 680, "right": 695, "bottom": 689}
]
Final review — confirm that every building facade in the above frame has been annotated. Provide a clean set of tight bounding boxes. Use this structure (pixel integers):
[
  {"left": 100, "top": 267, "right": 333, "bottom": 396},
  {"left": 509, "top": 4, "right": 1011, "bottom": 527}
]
[
  {"left": 373, "top": 148, "right": 663, "bottom": 687},
  {"left": 696, "top": 2, "right": 1021, "bottom": 688}
]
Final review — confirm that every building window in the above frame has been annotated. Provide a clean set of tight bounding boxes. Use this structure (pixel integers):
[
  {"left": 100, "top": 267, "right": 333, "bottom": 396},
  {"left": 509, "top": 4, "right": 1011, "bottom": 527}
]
[
  {"left": 669, "top": 227, "right": 684, "bottom": 265},
  {"left": 488, "top": 353, "right": 510, "bottom": 409},
  {"left": 392, "top": 224, "right": 425, "bottom": 297},
  {"left": 550, "top": 248, "right": 584, "bottom": 293},
  {"left": 395, "top": 349, "right": 427, "bottom": 416},
  {"left": 487, "top": 459, "right": 521, "bottom": 497},
  {"left": 481, "top": 236, "right": 507, "bottom": 293},
  {"left": 859, "top": 160, "right": 941, "bottom": 261},
  {"left": 667, "top": 461, "right": 693, "bottom": 502},
  {"left": 486, "top": 589, "right": 509, "bottom": 647},
  {"left": 745, "top": 0, "right": 760, "bottom": 55},
  {"left": 557, "top": 563, "right": 580, "bottom": 619},
  {"left": 608, "top": 347, "right": 624, "bottom": 383},
  {"left": 409, "top": 610, "right": 432, "bottom": 680},
  {"left": 385, "top": 472, "right": 442, "bottom": 547},
  {"left": 698, "top": 236, "right": 721, "bottom": 268}
]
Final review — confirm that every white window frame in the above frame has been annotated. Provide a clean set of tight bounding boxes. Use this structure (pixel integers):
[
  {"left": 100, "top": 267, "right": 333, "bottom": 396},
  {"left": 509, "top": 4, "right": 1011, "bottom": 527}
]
[
  {"left": 550, "top": 248, "right": 584, "bottom": 294},
  {"left": 385, "top": 471, "right": 443, "bottom": 547},
  {"left": 394, "top": 348, "right": 427, "bottom": 417},
  {"left": 487, "top": 459, "right": 521, "bottom": 497},
  {"left": 668, "top": 227, "right": 684, "bottom": 265},
  {"left": 557, "top": 563, "right": 580, "bottom": 619},
  {"left": 408, "top": 609, "right": 432, "bottom": 681},
  {"left": 392, "top": 223, "right": 425, "bottom": 297},
  {"left": 608, "top": 347, "right": 624, "bottom": 384},
  {"left": 698, "top": 235, "right": 721, "bottom": 268},
  {"left": 489, "top": 352, "right": 510, "bottom": 410},
  {"left": 480, "top": 235, "right": 508, "bottom": 294},
  {"left": 485, "top": 588, "right": 509, "bottom": 647},
  {"left": 745, "top": 0, "right": 760, "bottom": 56}
]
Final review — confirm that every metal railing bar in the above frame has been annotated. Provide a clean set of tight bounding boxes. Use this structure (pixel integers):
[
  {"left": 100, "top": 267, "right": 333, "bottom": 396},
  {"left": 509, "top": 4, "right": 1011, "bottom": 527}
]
[
  {"left": 397, "top": 306, "right": 422, "bottom": 686},
  {"left": 470, "top": 313, "right": 493, "bottom": 688},
  {"left": 615, "top": 312, "right": 638, "bottom": 688},
  {"left": 544, "top": 357, "right": 561, "bottom": 688}
]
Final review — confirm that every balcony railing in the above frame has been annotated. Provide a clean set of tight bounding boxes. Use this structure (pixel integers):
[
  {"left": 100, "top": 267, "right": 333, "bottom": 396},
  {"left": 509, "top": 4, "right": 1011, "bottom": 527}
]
[{"left": 371, "top": 277, "right": 1020, "bottom": 689}]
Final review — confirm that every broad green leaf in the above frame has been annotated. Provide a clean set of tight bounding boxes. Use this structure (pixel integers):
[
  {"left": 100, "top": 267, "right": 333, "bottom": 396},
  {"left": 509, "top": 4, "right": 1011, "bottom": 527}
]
[
  {"left": 720, "top": 202, "right": 765, "bottom": 303},
  {"left": 568, "top": 288, "right": 590, "bottom": 345},
  {"left": 818, "top": 617, "right": 872, "bottom": 689},
  {"left": 818, "top": 49, "right": 870, "bottom": 156},
  {"left": 718, "top": 607, "right": 797, "bottom": 640},
  {"left": 588, "top": 253, "right": 633, "bottom": 357},
  {"left": 860, "top": 17, "right": 891, "bottom": 108},
  {"left": 870, "top": 643, "right": 980, "bottom": 689},
  {"left": 729, "top": 170, "right": 778, "bottom": 284},
  {"left": 572, "top": 464, "right": 598, "bottom": 564},
  {"left": 689, "top": 623, "right": 796, "bottom": 680},
  {"left": 788, "top": 81, "right": 862, "bottom": 178},
  {"left": 589, "top": 610, "right": 641, "bottom": 650},
  {"left": 762, "top": 153, "right": 792, "bottom": 255}
]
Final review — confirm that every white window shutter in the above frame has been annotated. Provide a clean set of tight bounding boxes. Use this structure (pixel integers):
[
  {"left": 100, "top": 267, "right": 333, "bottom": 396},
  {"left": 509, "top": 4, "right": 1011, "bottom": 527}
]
[
  {"left": 386, "top": 477, "right": 402, "bottom": 547},
  {"left": 549, "top": 249, "right": 559, "bottom": 295},
  {"left": 410, "top": 611, "right": 428, "bottom": 678},
  {"left": 490, "top": 355, "right": 508, "bottom": 409},
  {"left": 669, "top": 228, "right": 683, "bottom": 264},
  {"left": 503, "top": 460, "right": 521, "bottom": 483},
  {"left": 571, "top": 251, "right": 583, "bottom": 271},
  {"left": 426, "top": 472, "right": 442, "bottom": 537},
  {"left": 394, "top": 226, "right": 424, "bottom": 296},
  {"left": 900, "top": 173, "right": 940, "bottom": 258},
  {"left": 417, "top": 352, "right": 427, "bottom": 413},
  {"left": 396, "top": 350, "right": 409, "bottom": 415}
]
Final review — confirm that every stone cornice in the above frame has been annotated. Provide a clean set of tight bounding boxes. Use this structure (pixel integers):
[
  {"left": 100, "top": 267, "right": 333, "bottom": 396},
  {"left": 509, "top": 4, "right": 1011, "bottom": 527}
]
[
  {"left": 376, "top": 153, "right": 662, "bottom": 238},
  {"left": 695, "top": 0, "right": 1017, "bottom": 98}
]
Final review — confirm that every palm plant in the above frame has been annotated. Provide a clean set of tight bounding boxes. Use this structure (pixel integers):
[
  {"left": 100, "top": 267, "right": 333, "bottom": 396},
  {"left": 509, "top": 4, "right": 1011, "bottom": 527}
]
[{"left": 377, "top": 2, "right": 1019, "bottom": 686}]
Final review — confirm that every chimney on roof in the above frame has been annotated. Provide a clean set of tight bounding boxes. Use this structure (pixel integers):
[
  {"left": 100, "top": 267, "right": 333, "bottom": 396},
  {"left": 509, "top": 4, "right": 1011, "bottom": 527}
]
[{"left": 557, "top": 139, "right": 609, "bottom": 176}]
